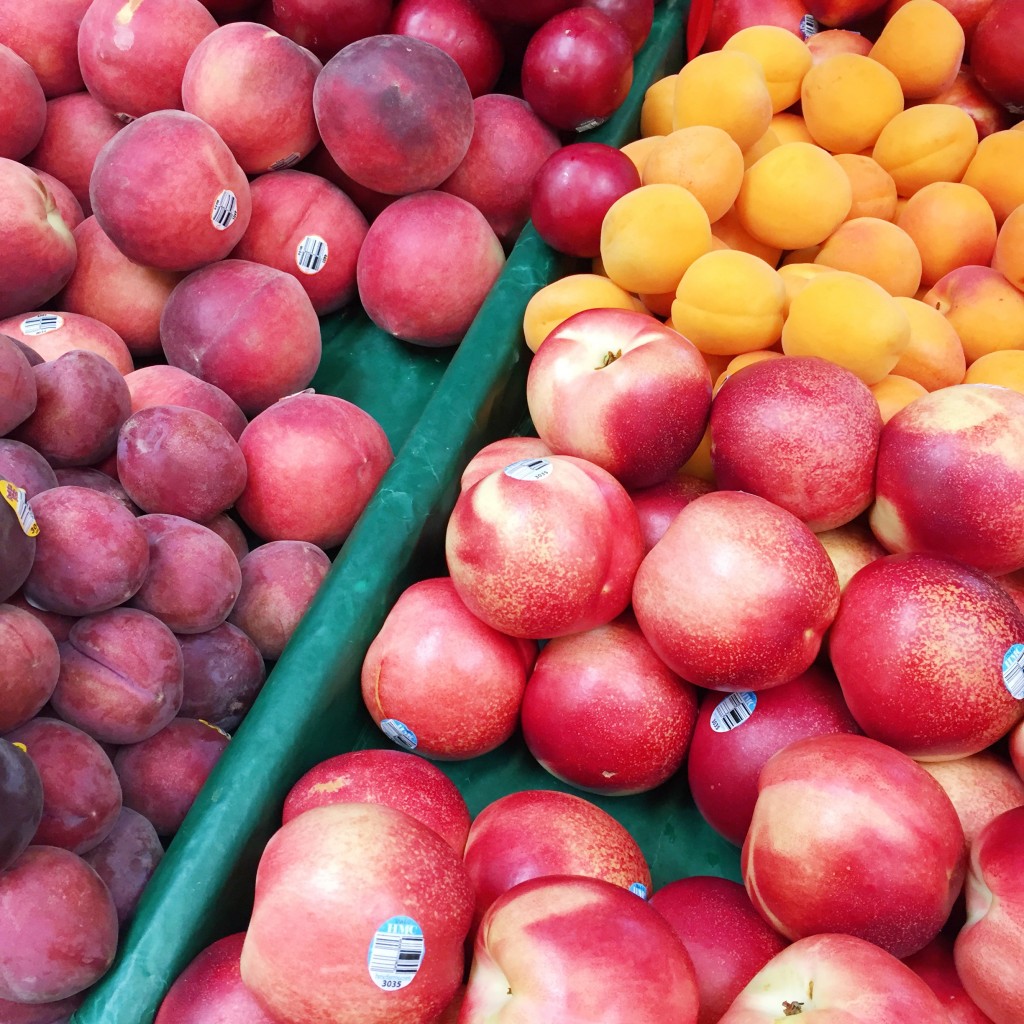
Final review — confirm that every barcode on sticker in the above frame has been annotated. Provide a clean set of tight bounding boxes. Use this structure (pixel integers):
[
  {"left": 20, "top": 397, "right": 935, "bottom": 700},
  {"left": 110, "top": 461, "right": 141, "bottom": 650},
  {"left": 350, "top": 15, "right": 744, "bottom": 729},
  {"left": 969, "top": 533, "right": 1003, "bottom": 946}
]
[
  {"left": 367, "top": 916, "right": 424, "bottom": 991},
  {"left": 380, "top": 718, "right": 418, "bottom": 751},
  {"left": 296, "top": 235, "right": 328, "bottom": 274},
  {"left": 268, "top": 152, "right": 300, "bottom": 171},
  {"left": 629, "top": 882, "right": 649, "bottom": 899},
  {"left": 575, "top": 117, "right": 607, "bottom": 133},
  {"left": 1, "top": 480, "right": 39, "bottom": 537},
  {"left": 710, "top": 691, "right": 757, "bottom": 733},
  {"left": 1003, "top": 644, "right": 1024, "bottom": 700},
  {"left": 211, "top": 190, "right": 238, "bottom": 231},
  {"left": 20, "top": 314, "right": 63, "bottom": 336},
  {"left": 503, "top": 458, "right": 552, "bottom": 481},
  {"left": 799, "top": 14, "right": 819, "bottom": 38}
]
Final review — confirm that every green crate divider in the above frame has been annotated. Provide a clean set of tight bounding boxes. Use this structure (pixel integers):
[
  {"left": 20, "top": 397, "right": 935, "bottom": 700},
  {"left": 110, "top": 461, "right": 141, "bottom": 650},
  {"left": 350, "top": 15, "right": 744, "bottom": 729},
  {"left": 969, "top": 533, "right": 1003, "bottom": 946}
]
[{"left": 71, "top": 5, "right": 723, "bottom": 1021}]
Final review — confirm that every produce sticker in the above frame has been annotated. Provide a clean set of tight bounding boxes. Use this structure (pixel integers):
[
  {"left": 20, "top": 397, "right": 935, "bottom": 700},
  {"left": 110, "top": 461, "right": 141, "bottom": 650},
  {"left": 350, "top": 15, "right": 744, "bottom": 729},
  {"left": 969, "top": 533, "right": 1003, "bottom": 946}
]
[
  {"left": 1003, "top": 644, "right": 1024, "bottom": 700},
  {"left": 1, "top": 480, "right": 39, "bottom": 537},
  {"left": 503, "top": 458, "right": 552, "bottom": 481},
  {"left": 367, "top": 915, "right": 424, "bottom": 991},
  {"left": 380, "top": 718, "right": 418, "bottom": 751},
  {"left": 710, "top": 691, "right": 757, "bottom": 733}
]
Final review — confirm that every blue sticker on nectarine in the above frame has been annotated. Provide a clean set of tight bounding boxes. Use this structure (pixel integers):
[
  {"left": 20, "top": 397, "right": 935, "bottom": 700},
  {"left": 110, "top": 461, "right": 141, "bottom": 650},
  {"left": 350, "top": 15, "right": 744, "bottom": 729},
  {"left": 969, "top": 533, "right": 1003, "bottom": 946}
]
[
  {"left": 380, "top": 718, "right": 417, "bottom": 751},
  {"left": 710, "top": 691, "right": 757, "bottom": 733},
  {"left": 629, "top": 882, "right": 648, "bottom": 899},
  {"left": 503, "top": 458, "right": 552, "bottom": 481},
  {"left": 367, "top": 915, "right": 424, "bottom": 991},
  {"left": 1002, "top": 644, "right": 1024, "bottom": 700}
]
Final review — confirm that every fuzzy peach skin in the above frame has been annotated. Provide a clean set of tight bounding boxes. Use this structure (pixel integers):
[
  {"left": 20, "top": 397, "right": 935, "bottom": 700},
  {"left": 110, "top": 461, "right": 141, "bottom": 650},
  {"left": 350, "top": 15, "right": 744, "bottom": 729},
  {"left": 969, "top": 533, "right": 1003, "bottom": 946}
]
[
  {"left": 445, "top": 454, "right": 644, "bottom": 640},
  {"left": 742, "top": 733, "right": 967, "bottom": 959},
  {"left": 870, "top": 384, "right": 1024, "bottom": 576},
  {"left": 719, "top": 933, "right": 951, "bottom": 1024},
  {"left": 0, "top": 311, "right": 133, "bottom": 375},
  {"left": 632, "top": 490, "right": 840, "bottom": 691},
  {"left": 955, "top": 806, "right": 1024, "bottom": 1024}
]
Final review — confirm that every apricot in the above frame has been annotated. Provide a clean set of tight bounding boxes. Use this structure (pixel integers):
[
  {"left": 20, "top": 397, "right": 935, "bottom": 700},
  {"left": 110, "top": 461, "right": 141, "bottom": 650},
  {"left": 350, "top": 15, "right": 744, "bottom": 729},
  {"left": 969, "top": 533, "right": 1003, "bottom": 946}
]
[
  {"left": 713, "top": 350, "right": 785, "bottom": 395},
  {"left": 679, "top": 424, "right": 714, "bottom": 484},
  {"left": 896, "top": 181, "right": 997, "bottom": 287},
  {"left": 641, "top": 126, "right": 745, "bottom": 223},
  {"left": 962, "top": 350, "right": 1024, "bottom": 394},
  {"left": 777, "top": 263, "right": 838, "bottom": 314},
  {"left": 673, "top": 50, "right": 773, "bottom": 152},
  {"left": 961, "top": 129, "right": 1024, "bottom": 225},
  {"left": 640, "top": 74, "right": 675, "bottom": 137},
  {"left": 993, "top": 204, "right": 1024, "bottom": 291},
  {"left": 711, "top": 207, "right": 782, "bottom": 267},
  {"left": 870, "top": 374, "right": 929, "bottom": 423},
  {"left": 722, "top": 25, "right": 812, "bottom": 113},
  {"left": 600, "top": 184, "right": 712, "bottom": 295},
  {"left": 814, "top": 217, "right": 923, "bottom": 297},
  {"left": 869, "top": 0, "right": 965, "bottom": 100},
  {"left": 891, "top": 296, "right": 967, "bottom": 390},
  {"left": 523, "top": 274, "right": 639, "bottom": 353},
  {"left": 806, "top": 29, "right": 872, "bottom": 63},
  {"left": 735, "top": 142, "right": 852, "bottom": 250},
  {"left": 619, "top": 136, "right": 661, "bottom": 176},
  {"left": 923, "top": 265, "right": 1024, "bottom": 363},
  {"left": 671, "top": 249, "right": 785, "bottom": 356},
  {"left": 770, "top": 112, "right": 814, "bottom": 146},
  {"left": 801, "top": 54, "right": 904, "bottom": 155},
  {"left": 743, "top": 128, "right": 780, "bottom": 169},
  {"left": 833, "top": 154, "right": 899, "bottom": 221},
  {"left": 781, "top": 271, "right": 911, "bottom": 384},
  {"left": 872, "top": 104, "right": 978, "bottom": 196}
]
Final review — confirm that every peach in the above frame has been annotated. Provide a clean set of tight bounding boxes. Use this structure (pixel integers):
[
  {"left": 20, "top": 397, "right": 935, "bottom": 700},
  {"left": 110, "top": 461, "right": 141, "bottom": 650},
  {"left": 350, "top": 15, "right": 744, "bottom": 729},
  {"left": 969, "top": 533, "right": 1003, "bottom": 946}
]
[
  {"left": 992, "top": 203, "right": 1024, "bottom": 292},
  {"left": 125, "top": 364, "right": 247, "bottom": 441},
  {"left": 117, "top": 406, "right": 247, "bottom": 523},
  {"left": 0, "top": 310, "right": 132, "bottom": 375},
  {"left": 816, "top": 517, "right": 889, "bottom": 592},
  {"left": 0, "top": 441, "right": 57, "bottom": 499},
  {"left": 0, "top": 335, "right": 37, "bottom": 435},
  {"left": 815, "top": 217, "right": 923, "bottom": 296},
  {"left": 800, "top": 53, "right": 905, "bottom": 154},
  {"left": 872, "top": 104, "right": 979, "bottom": 196},
  {"left": 627, "top": 473, "right": 714, "bottom": 553},
  {"left": 832, "top": 153, "right": 899, "bottom": 221},
  {"left": 971, "top": 0, "right": 1024, "bottom": 112},
  {"left": 522, "top": 274, "right": 640, "bottom": 353},
  {"left": 461, "top": 438, "right": 553, "bottom": 492},
  {"left": 81, "top": 807, "right": 163, "bottom": 927},
  {"left": 23, "top": 486, "right": 149, "bottom": 616},
  {"left": 129, "top": 515, "right": 242, "bottom": 635},
  {"left": 11, "top": 349, "right": 130, "bottom": 468},
  {"left": 30, "top": 168, "right": 83, "bottom": 231},
  {"left": 441, "top": 93, "right": 560, "bottom": 246},
  {"left": 924, "top": 264, "right": 1024, "bottom": 363},
  {"left": 639, "top": 73, "right": 676, "bottom": 137},
  {"left": 891, "top": 295, "right": 967, "bottom": 390},
  {"left": 711, "top": 356, "right": 883, "bottom": 531},
  {"left": 52, "top": 607, "right": 184, "bottom": 745},
  {"left": 805, "top": 27, "right": 873, "bottom": 62},
  {"left": 0, "top": 602, "right": 59, "bottom": 733},
  {"left": 260, "top": 0, "right": 392, "bottom": 62},
  {"left": 90, "top": 110, "right": 251, "bottom": 273},
  {"left": 58, "top": 217, "right": 183, "bottom": 359},
  {"left": 0, "top": 0, "right": 90, "bottom": 98},
  {"left": 929, "top": 65, "right": 1014, "bottom": 141},
  {"left": 0, "top": 160, "right": 77, "bottom": 320},
  {"left": 902, "top": 932, "right": 997, "bottom": 1024},
  {"left": 722, "top": 25, "right": 812, "bottom": 113},
  {"left": 159, "top": 259, "right": 321, "bottom": 415},
  {"left": 743, "top": 733, "right": 966, "bottom": 957},
  {"left": 446, "top": 455, "right": 644, "bottom": 639},
  {"left": 77, "top": 0, "right": 217, "bottom": 119},
  {"left": 0, "top": 43, "right": 46, "bottom": 160},
  {"left": 313, "top": 34, "right": 474, "bottom": 196},
  {"left": 870, "top": 374, "right": 929, "bottom": 422},
  {"left": 182, "top": 22, "right": 321, "bottom": 175},
  {"left": 526, "top": 308, "right": 712, "bottom": 488},
  {"left": 703, "top": 0, "right": 806, "bottom": 51},
  {"left": 26, "top": 92, "right": 122, "bottom": 216},
  {"left": 230, "top": 170, "right": 367, "bottom": 316},
  {"left": 227, "top": 540, "right": 330, "bottom": 661},
  {"left": 235, "top": 392, "right": 393, "bottom": 549},
  {"left": 114, "top": 718, "right": 229, "bottom": 836},
  {"left": 600, "top": 183, "right": 712, "bottom": 295},
  {"left": 0, "top": 846, "right": 118, "bottom": 1004},
  {"left": 896, "top": 181, "right": 997, "bottom": 287},
  {"left": 870, "top": 0, "right": 965, "bottom": 99},
  {"left": 736, "top": 142, "right": 853, "bottom": 249},
  {"left": 177, "top": 622, "right": 265, "bottom": 732},
  {"left": 963, "top": 350, "right": 1024, "bottom": 393},
  {"left": 832, "top": 552, "right": 1024, "bottom": 759},
  {"left": 871, "top": 384, "right": 1024, "bottom": 574},
  {"left": 633, "top": 490, "right": 840, "bottom": 690}
]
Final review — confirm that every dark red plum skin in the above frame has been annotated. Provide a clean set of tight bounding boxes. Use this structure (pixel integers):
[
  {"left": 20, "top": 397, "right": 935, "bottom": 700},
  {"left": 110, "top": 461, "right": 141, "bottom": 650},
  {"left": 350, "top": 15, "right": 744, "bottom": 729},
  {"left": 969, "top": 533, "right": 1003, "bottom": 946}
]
[
  {"left": 0, "top": 739, "right": 44, "bottom": 874},
  {"left": 0, "top": 602, "right": 60, "bottom": 733}
]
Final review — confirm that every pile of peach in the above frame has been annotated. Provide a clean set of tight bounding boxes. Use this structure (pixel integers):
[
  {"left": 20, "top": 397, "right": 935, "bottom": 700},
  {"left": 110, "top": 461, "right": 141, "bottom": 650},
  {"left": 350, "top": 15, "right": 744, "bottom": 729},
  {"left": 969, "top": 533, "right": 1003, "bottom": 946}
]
[{"left": 526, "top": 0, "right": 1024, "bottom": 434}]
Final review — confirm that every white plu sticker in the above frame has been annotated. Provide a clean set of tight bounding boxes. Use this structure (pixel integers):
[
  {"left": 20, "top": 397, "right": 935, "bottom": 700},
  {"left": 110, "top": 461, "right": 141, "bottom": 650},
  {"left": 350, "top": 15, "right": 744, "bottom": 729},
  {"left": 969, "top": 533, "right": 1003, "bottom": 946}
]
[
  {"left": 799, "top": 13, "right": 820, "bottom": 38},
  {"left": 503, "top": 458, "right": 553, "bottom": 481},
  {"left": 710, "top": 691, "right": 757, "bottom": 733},
  {"left": 296, "top": 235, "right": 329, "bottom": 275},
  {"left": 268, "top": 152, "right": 301, "bottom": 171},
  {"left": 19, "top": 313, "right": 63, "bottom": 336},
  {"left": 1003, "top": 644, "right": 1024, "bottom": 700},
  {"left": 575, "top": 116, "right": 607, "bottom": 133},
  {"left": 367, "top": 916, "right": 425, "bottom": 991},
  {"left": 380, "top": 718, "right": 418, "bottom": 751},
  {"left": 629, "top": 882, "right": 649, "bottom": 900},
  {"left": 1, "top": 480, "right": 40, "bottom": 537},
  {"left": 211, "top": 190, "right": 238, "bottom": 231}
]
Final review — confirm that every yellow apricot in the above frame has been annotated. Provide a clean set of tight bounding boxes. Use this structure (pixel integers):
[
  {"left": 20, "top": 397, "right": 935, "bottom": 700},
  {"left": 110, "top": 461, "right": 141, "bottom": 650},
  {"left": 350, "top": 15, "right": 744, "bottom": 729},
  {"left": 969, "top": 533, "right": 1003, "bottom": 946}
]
[
  {"left": 713, "top": 349, "right": 786, "bottom": 395},
  {"left": 961, "top": 129, "right": 1024, "bottom": 224},
  {"left": 869, "top": 0, "right": 965, "bottom": 100},
  {"left": 711, "top": 207, "right": 782, "bottom": 266},
  {"left": 722, "top": 25, "right": 813, "bottom": 113},
  {"left": 770, "top": 112, "right": 815, "bottom": 146},
  {"left": 743, "top": 128, "right": 781, "bottom": 169},
  {"left": 640, "top": 75, "right": 676, "bottom": 138},
  {"left": 522, "top": 274, "right": 639, "bottom": 353},
  {"left": 891, "top": 296, "right": 967, "bottom": 391},
  {"left": 963, "top": 350, "right": 1024, "bottom": 394},
  {"left": 870, "top": 374, "right": 929, "bottom": 423},
  {"left": 777, "top": 263, "right": 837, "bottom": 315},
  {"left": 832, "top": 153, "right": 899, "bottom": 221},
  {"left": 620, "top": 136, "right": 662, "bottom": 177},
  {"left": 679, "top": 424, "right": 715, "bottom": 483},
  {"left": 992, "top": 204, "right": 1024, "bottom": 292},
  {"left": 814, "top": 217, "right": 923, "bottom": 297}
]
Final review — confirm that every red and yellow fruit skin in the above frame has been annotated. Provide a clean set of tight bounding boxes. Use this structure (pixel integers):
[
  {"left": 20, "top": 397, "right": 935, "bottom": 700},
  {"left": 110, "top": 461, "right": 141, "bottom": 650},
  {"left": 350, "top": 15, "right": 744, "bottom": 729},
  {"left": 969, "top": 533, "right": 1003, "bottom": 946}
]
[
  {"left": 870, "top": 384, "right": 1024, "bottom": 576},
  {"left": 830, "top": 553, "right": 1024, "bottom": 761}
]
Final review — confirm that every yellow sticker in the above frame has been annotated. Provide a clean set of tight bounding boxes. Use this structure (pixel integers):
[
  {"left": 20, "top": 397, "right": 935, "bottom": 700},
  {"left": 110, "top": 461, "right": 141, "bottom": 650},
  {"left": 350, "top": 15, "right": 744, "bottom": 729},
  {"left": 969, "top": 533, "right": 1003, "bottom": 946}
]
[
  {"left": 1, "top": 480, "right": 39, "bottom": 537},
  {"left": 11, "top": 742, "right": 27, "bottom": 753}
]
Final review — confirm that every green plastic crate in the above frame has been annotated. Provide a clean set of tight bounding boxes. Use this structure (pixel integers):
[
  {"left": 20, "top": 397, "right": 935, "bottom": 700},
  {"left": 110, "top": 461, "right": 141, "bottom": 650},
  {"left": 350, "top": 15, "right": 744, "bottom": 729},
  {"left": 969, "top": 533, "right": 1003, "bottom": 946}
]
[{"left": 71, "top": 5, "right": 740, "bottom": 1020}]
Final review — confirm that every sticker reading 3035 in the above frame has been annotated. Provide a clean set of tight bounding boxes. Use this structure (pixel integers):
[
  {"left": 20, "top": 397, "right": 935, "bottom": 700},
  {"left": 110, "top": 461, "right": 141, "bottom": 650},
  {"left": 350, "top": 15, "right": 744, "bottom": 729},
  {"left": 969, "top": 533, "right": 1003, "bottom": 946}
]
[
  {"left": 367, "top": 915, "right": 425, "bottom": 991},
  {"left": 1003, "top": 644, "right": 1024, "bottom": 700},
  {"left": 503, "top": 458, "right": 552, "bottom": 481},
  {"left": 710, "top": 691, "right": 757, "bottom": 733},
  {"left": 211, "top": 190, "right": 238, "bottom": 231},
  {"left": 380, "top": 718, "right": 418, "bottom": 751}
]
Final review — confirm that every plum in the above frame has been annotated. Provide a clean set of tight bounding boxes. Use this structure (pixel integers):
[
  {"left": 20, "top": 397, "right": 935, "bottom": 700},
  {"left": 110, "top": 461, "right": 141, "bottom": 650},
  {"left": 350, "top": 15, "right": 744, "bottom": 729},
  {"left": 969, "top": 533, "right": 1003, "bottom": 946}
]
[
  {"left": 0, "top": 439, "right": 58, "bottom": 498},
  {"left": 22, "top": 486, "right": 149, "bottom": 616},
  {"left": 201, "top": 514, "right": 249, "bottom": 563},
  {"left": 0, "top": 992, "right": 84, "bottom": 1023},
  {"left": 124, "top": 365, "right": 247, "bottom": 441},
  {"left": 5, "top": 718, "right": 122, "bottom": 855},
  {"left": 0, "top": 333, "right": 36, "bottom": 435},
  {"left": 52, "top": 467, "right": 137, "bottom": 513},
  {"left": 3, "top": 591, "right": 77, "bottom": 644},
  {"left": 0, "top": 739, "right": 44, "bottom": 873},
  {"left": 0, "top": 603, "right": 60, "bottom": 732}
]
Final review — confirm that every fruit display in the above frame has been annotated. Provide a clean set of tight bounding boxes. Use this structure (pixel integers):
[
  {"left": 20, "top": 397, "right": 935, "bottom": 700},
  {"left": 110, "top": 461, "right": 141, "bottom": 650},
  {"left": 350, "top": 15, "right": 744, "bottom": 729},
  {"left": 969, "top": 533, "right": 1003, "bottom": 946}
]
[{"left": 3, "top": 0, "right": 1024, "bottom": 1022}]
